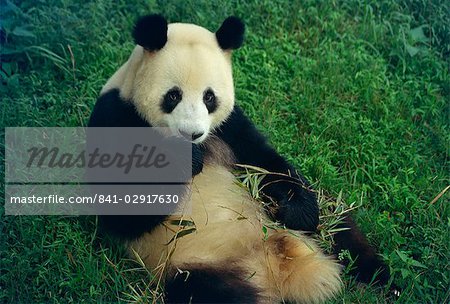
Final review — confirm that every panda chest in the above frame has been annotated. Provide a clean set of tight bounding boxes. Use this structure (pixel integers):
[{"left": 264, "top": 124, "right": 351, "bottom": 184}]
[{"left": 187, "top": 164, "right": 263, "bottom": 228}]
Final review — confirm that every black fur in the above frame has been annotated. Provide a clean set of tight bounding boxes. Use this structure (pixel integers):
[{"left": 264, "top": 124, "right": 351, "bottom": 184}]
[
  {"left": 333, "top": 215, "right": 390, "bottom": 285},
  {"left": 88, "top": 89, "right": 150, "bottom": 127},
  {"left": 165, "top": 263, "right": 260, "bottom": 303},
  {"left": 133, "top": 14, "right": 168, "bottom": 51},
  {"left": 216, "top": 16, "right": 245, "bottom": 50},
  {"left": 214, "top": 105, "right": 319, "bottom": 232},
  {"left": 203, "top": 88, "right": 217, "bottom": 113},
  {"left": 214, "top": 106, "right": 390, "bottom": 284},
  {"left": 161, "top": 87, "right": 183, "bottom": 114},
  {"left": 88, "top": 89, "right": 204, "bottom": 239}
]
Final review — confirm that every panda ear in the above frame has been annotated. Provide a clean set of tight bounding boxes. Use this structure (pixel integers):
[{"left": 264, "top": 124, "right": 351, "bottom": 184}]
[
  {"left": 133, "top": 14, "right": 168, "bottom": 51},
  {"left": 216, "top": 16, "right": 245, "bottom": 50}
]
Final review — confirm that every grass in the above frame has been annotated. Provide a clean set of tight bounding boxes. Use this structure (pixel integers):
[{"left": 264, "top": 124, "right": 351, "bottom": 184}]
[{"left": 1, "top": 0, "right": 449, "bottom": 302}]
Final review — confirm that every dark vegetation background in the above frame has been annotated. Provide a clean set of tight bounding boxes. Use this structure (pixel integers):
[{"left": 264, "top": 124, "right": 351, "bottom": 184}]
[{"left": 1, "top": 0, "right": 449, "bottom": 303}]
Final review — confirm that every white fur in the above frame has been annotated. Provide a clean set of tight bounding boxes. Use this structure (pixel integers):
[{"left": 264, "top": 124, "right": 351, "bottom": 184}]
[
  {"left": 102, "top": 23, "right": 235, "bottom": 143},
  {"left": 102, "top": 21, "right": 342, "bottom": 303},
  {"left": 129, "top": 164, "right": 342, "bottom": 303}
]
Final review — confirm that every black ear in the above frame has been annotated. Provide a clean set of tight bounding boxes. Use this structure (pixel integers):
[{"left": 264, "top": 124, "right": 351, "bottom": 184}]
[
  {"left": 132, "top": 14, "right": 168, "bottom": 51},
  {"left": 216, "top": 16, "right": 245, "bottom": 50}
]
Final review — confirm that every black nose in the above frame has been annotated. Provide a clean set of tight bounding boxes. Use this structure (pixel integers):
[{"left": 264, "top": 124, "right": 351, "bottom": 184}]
[
  {"left": 192, "top": 132, "right": 204, "bottom": 140},
  {"left": 179, "top": 131, "right": 204, "bottom": 141}
]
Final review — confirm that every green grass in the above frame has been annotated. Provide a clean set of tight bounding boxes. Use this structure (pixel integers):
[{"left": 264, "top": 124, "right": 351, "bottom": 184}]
[{"left": 1, "top": 0, "right": 449, "bottom": 303}]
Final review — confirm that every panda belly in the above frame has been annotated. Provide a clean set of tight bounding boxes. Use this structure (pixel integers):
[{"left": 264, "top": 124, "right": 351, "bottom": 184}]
[
  {"left": 128, "top": 164, "right": 342, "bottom": 303},
  {"left": 128, "top": 164, "right": 264, "bottom": 271}
]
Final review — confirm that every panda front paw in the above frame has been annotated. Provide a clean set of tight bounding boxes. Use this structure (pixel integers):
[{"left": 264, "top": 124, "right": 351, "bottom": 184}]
[
  {"left": 276, "top": 188, "right": 319, "bottom": 231},
  {"left": 192, "top": 144, "right": 204, "bottom": 176},
  {"left": 263, "top": 180, "right": 319, "bottom": 232}
]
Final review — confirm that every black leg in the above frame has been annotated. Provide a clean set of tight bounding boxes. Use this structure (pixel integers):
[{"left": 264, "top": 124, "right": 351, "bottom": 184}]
[{"left": 215, "top": 105, "right": 319, "bottom": 231}]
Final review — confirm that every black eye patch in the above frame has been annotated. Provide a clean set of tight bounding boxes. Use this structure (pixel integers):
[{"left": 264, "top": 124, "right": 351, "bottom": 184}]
[
  {"left": 203, "top": 88, "right": 217, "bottom": 113},
  {"left": 161, "top": 87, "right": 182, "bottom": 113}
]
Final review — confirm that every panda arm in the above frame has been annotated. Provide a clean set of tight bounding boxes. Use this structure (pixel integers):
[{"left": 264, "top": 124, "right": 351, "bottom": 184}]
[
  {"left": 88, "top": 89, "right": 152, "bottom": 127},
  {"left": 215, "top": 105, "right": 319, "bottom": 231},
  {"left": 88, "top": 89, "right": 203, "bottom": 239}
]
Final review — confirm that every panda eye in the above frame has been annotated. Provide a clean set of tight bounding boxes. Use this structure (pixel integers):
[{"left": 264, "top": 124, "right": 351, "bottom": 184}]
[
  {"left": 203, "top": 89, "right": 217, "bottom": 113},
  {"left": 161, "top": 87, "right": 182, "bottom": 113},
  {"left": 168, "top": 90, "right": 182, "bottom": 102},
  {"left": 204, "top": 91, "right": 215, "bottom": 104}
]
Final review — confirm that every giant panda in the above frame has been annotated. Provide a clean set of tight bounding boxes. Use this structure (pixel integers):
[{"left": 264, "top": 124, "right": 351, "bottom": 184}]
[{"left": 88, "top": 15, "right": 390, "bottom": 303}]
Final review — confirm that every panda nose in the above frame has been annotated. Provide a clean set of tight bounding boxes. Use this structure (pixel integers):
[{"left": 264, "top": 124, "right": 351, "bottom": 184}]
[
  {"left": 192, "top": 132, "right": 204, "bottom": 140},
  {"left": 179, "top": 131, "right": 204, "bottom": 141}
]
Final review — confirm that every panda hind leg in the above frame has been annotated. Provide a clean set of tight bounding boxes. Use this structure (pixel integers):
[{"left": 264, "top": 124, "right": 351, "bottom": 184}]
[
  {"left": 256, "top": 232, "right": 342, "bottom": 303},
  {"left": 164, "top": 262, "right": 261, "bottom": 303}
]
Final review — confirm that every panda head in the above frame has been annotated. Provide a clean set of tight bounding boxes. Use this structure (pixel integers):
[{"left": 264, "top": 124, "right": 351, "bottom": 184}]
[{"left": 130, "top": 14, "right": 245, "bottom": 143}]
